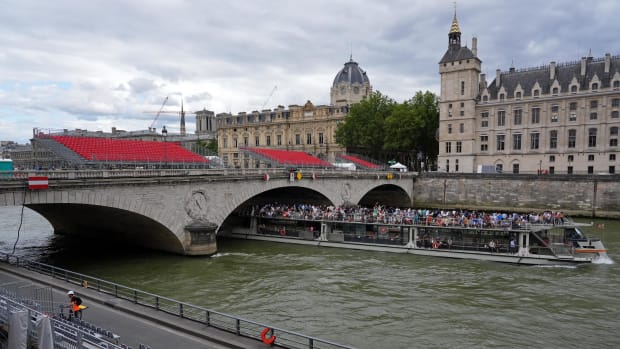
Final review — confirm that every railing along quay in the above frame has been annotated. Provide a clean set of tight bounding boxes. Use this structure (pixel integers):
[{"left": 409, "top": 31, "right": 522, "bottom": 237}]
[{"left": 1, "top": 254, "right": 355, "bottom": 349}]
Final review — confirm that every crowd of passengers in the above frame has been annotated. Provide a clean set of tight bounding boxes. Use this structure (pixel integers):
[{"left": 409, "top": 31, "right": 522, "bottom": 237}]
[{"left": 254, "top": 203, "right": 567, "bottom": 228}]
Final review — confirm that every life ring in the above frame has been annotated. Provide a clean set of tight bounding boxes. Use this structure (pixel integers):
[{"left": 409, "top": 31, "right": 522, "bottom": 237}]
[
  {"left": 260, "top": 327, "right": 276, "bottom": 345},
  {"left": 279, "top": 228, "right": 286, "bottom": 236},
  {"left": 432, "top": 241, "right": 440, "bottom": 249},
  {"left": 379, "top": 227, "right": 388, "bottom": 234}
]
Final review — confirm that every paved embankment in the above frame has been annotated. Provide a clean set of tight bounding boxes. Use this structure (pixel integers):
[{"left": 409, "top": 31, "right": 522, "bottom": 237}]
[{"left": 0, "top": 263, "right": 280, "bottom": 349}]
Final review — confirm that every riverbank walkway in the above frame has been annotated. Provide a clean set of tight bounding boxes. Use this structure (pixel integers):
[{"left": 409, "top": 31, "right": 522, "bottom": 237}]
[{"left": 0, "top": 262, "right": 284, "bottom": 349}]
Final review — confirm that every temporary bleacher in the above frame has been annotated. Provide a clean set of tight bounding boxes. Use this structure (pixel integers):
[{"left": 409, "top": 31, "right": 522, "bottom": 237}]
[
  {"left": 337, "top": 154, "right": 384, "bottom": 170},
  {"left": 242, "top": 147, "right": 332, "bottom": 167},
  {"left": 49, "top": 135, "right": 208, "bottom": 164}
]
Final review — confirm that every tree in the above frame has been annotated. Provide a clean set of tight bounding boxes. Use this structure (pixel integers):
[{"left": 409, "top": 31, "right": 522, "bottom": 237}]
[
  {"left": 335, "top": 91, "right": 395, "bottom": 158},
  {"left": 383, "top": 91, "right": 439, "bottom": 169}
]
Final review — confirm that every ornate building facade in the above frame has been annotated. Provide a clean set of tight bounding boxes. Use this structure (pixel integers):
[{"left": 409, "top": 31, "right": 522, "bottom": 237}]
[
  {"left": 217, "top": 58, "right": 372, "bottom": 168},
  {"left": 438, "top": 13, "right": 620, "bottom": 174}
]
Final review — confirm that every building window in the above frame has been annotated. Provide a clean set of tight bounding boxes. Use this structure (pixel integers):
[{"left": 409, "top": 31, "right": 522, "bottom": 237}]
[
  {"left": 610, "top": 166, "right": 615, "bottom": 174},
  {"left": 306, "top": 133, "right": 312, "bottom": 145},
  {"left": 483, "top": 95, "right": 488, "bottom": 102},
  {"left": 550, "top": 130, "right": 558, "bottom": 149},
  {"left": 590, "top": 100, "right": 598, "bottom": 109},
  {"left": 552, "top": 87, "right": 559, "bottom": 95},
  {"left": 588, "top": 128, "right": 597, "bottom": 147},
  {"left": 614, "top": 81, "right": 620, "bottom": 89},
  {"left": 568, "top": 155, "right": 574, "bottom": 162},
  {"left": 549, "top": 167, "right": 555, "bottom": 174},
  {"left": 456, "top": 141, "right": 462, "bottom": 153},
  {"left": 569, "top": 102, "right": 577, "bottom": 121},
  {"left": 514, "top": 109, "right": 522, "bottom": 125},
  {"left": 455, "top": 159, "right": 459, "bottom": 172},
  {"left": 480, "top": 135, "right": 488, "bottom": 151},
  {"left": 568, "top": 166, "right": 573, "bottom": 174},
  {"left": 516, "top": 91, "right": 522, "bottom": 100},
  {"left": 611, "top": 127, "right": 619, "bottom": 136},
  {"left": 233, "top": 138, "right": 238, "bottom": 148},
  {"left": 611, "top": 127, "right": 618, "bottom": 147},
  {"left": 499, "top": 93, "right": 505, "bottom": 101},
  {"left": 223, "top": 137, "right": 228, "bottom": 148},
  {"left": 459, "top": 123, "right": 464, "bottom": 133},
  {"left": 513, "top": 163, "right": 520, "bottom": 174},
  {"left": 612, "top": 98, "right": 620, "bottom": 107},
  {"left": 445, "top": 142, "right": 452, "bottom": 153},
  {"left": 612, "top": 111, "right": 619, "bottom": 119},
  {"left": 571, "top": 85, "right": 578, "bottom": 93},
  {"left": 266, "top": 135, "right": 271, "bottom": 146},
  {"left": 497, "top": 135, "right": 505, "bottom": 151},
  {"left": 318, "top": 132, "right": 324, "bottom": 144},
  {"left": 568, "top": 129, "right": 576, "bottom": 148},
  {"left": 481, "top": 112, "right": 489, "bottom": 127},
  {"left": 551, "top": 105, "right": 559, "bottom": 122},
  {"left": 588, "top": 154, "right": 595, "bottom": 161},
  {"left": 610, "top": 139, "right": 618, "bottom": 147},
  {"left": 610, "top": 154, "right": 616, "bottom": 161},
  {"left": 530, "top": 133, "right": 539, "bottom": 150},
  {"left": 446, "top": 160, "right": 450, "bottom": 172},
  {"left": 531, "top": 107, "right": 540, "bottom": 124},
  {"left": 498, "top": 110, "right": 506, "bottom": 126},
  {"left": 277, "top": 134, "right": 282, "bottom": 146},
  {"left": 590, "top": 112, "right": 598, "bottom": 120},
  {"left": 460, "top": 110, "right": 464, "bottom": 116},
  {"left": 448, "top": 124, "right": 452, "bottom": 134},
  {"left": 533, "top": 89, "right": 540, "bottom": 97},
  {"left": 255, "top": 136, "right": 260, "bottom": 146},
  {"left": 588, "top": 166, "right": 594, "bottom": 174},
  {"left": 513, "top": 134, "right": 522, "bottom": 150},
  {"left": 461, "top": 81, "right": 465, "bottom": 95},
  {"left": 244, "top": 136, "right": 249, "bottom": 146},
  {"left": 295, "top": 134, "right": 301, "bottom": 145},
  {"left": 549, "top": 155, "right": 555, "bottom": 162},
  {"left": 592, "top": 82, "right": 599, "bottom": 91},
  {"left": 569, "top": 102, "right": 578, "bottom": 110}
]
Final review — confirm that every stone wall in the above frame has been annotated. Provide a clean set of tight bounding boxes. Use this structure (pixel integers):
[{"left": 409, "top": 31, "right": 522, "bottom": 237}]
[{"left": 412, "top": 173, "right": 620, "bottom": 218}]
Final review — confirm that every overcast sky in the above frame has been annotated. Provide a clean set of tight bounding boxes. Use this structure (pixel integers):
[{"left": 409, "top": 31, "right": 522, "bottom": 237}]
[{"left": 1, "top": 0, "right": 619, "bottom": 143}]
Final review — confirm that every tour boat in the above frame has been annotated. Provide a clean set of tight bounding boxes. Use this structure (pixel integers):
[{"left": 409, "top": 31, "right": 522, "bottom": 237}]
[{"left": 228, "top": 215, "right": 609, "bottom": 266}]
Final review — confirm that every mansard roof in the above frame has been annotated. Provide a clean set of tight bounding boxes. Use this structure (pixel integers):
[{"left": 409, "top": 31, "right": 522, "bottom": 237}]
[
  {"left": 439, "top": 46, "right": 476, "bottom": 64},
  {"left": 486, "top": 55, "right": 620, "bottom": 99}
]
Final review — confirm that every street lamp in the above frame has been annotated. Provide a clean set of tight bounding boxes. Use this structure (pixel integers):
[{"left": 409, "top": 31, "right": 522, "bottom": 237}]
[{"left": 162, "top": 125, "right": 168, "bottom": 168}]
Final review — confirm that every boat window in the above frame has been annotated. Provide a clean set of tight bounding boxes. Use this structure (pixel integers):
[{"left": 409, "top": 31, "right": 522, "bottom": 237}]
[{"left": 565, "top": 228, "right": 586, "bottom": 240}]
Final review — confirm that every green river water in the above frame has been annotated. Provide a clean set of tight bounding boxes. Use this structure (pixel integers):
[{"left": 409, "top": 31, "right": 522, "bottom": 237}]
[{"left": 1, "top": 206, "right": 618, "bottom": 349}]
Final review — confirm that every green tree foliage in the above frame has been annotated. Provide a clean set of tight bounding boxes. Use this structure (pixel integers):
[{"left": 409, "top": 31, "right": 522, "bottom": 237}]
[
  {"left": 334, "top": 91, "right": 395, "bottom": 158},
  {"left": 335, "top": 90, "right": 439, "bottom": 169}
]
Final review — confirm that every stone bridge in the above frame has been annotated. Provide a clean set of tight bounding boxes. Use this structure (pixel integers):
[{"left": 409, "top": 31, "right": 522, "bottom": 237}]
[{"left": 0, "top": 169, "right": 414, "bottom": 255}]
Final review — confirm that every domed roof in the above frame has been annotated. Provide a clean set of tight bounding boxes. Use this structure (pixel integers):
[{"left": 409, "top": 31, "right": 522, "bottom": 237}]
[{"left": 332, "top": 57, "right": 369, "bottom": 86}]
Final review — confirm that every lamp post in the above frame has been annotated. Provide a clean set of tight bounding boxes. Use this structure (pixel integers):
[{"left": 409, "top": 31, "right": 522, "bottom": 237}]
[{"left": 162, "top": 125, "right": 168, "bottom": 169}]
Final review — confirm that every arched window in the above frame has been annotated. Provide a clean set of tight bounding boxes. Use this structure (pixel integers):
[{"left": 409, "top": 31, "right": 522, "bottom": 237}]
[
  {"left": 592, "top": 82, "right": 599, "bottom": 91},
  {"left": 533, "top": 89, "right": 540, "bottom": 97},
  {"left": 571, "top": 85, "right": 578, "bottom": 93},
  {"left": 516, "top": 91, "right": 522, "bottom": 99}
]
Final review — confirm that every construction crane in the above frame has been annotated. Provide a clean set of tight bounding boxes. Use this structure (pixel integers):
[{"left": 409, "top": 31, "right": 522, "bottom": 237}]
[
  {"left": 261, "top": 85, "right": 277, "bottom": 110},
  {"left": 149, "top": 96, "right": 169, "bottom": 131}
]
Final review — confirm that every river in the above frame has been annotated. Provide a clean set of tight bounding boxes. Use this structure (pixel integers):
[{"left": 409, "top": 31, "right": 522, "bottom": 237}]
[{"left": 0, "top": 206, "right": 618, "bottom": 349}]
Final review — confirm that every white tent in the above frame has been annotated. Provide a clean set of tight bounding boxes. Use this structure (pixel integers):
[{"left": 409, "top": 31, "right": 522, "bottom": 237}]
[{"left": 389, "top": 162, "right": 407, "bottom": 172}]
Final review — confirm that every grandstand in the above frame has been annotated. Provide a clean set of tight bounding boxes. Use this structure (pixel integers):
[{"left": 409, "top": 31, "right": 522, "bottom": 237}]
[
  {"left": 337, "top": 154, "right": 384, "bottom": 170},
  {"left": 32, "top": 135, "right": 209, "bottom": 169},
  {"left": 241, "top": 147, "right": 332, "bottom": 168}
]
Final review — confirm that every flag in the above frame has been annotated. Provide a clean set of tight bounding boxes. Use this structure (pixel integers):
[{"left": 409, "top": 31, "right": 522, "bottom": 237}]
[{"left": 28, "top": 176, "right": 49, "bottom": 190}]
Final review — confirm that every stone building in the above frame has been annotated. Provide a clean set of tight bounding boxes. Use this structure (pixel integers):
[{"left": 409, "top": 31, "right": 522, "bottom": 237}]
[
  {"left": 438, "top": 13, "right": 620, "bottom": 174},
  {"left": 217, "top": 58, "right": 372, "bottom": 168}
]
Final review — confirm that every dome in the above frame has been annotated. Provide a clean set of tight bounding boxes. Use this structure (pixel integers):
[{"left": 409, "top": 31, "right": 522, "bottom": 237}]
[{"left": 332, "top": 57, "right": 370, "bottom": 86}]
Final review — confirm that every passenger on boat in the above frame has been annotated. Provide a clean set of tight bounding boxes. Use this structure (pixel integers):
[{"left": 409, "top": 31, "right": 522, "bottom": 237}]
[
  {"left": 488, "top": 240, "right": 497, "bottom": 253},
  {"left": 509, "top": 238, "right": 517, "bottom": 254}
]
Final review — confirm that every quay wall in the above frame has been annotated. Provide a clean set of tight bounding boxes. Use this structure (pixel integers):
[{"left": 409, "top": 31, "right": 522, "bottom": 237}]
[{"left": 412, "top": 173, "right": 620, "bottom": 219}]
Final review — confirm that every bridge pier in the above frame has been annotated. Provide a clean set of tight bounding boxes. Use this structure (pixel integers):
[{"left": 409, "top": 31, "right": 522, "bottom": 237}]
[{"left": 184, "top": 221, "right": 218, "bottom": 256}]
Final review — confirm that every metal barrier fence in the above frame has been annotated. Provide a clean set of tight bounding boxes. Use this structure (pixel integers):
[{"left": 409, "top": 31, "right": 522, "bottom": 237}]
[
  {"left": 0, "top": 293, "right": 145, "bottom": 349},
  {"left": 1, "top": 254, "right": 355, "bottom": 349}
]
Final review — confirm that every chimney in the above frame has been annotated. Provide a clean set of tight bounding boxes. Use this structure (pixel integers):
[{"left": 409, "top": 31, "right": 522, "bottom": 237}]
[
  {"left": 605, "top": 53, "right": 611, "bottom": 73},
  {"left": 472, "top": 36, "right": 477, "bottom": 56},
  {"left": 496, "top": 69, "right": 501, "bottom": 87},
  {"left": 550, "top": 61, "right": 556, "bottom": 80},
  {"left": 581, "top": 57, "right": 587, "bottom": 76}
]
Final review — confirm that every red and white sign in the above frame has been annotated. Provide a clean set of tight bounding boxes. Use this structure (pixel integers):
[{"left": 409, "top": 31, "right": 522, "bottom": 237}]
[{"left": 28, "top": 176, "right": 49, "bottom": 190}]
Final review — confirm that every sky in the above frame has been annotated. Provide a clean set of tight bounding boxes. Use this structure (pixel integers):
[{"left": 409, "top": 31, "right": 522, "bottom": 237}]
[{"left": 1, "top": 0, "right": 619, "bottom": 143}]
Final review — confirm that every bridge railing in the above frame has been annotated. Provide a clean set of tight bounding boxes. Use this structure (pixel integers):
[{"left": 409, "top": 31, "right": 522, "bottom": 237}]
[
  {"left": 0, "top": 167, "right": 415, "bottom": 182},
  {"left": 3, "top": 255, "right": 355, "bottom": 349}
]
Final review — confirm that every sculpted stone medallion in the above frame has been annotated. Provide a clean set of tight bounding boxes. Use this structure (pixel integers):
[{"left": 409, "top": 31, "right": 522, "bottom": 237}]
[{"left": 185, "top": 190, "right": 209, "bottom": 220}]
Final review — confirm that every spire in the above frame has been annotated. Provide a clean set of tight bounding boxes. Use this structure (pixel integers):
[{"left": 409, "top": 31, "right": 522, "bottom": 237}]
[{"left": 448, "top": 4, "right": 461, "bottom": 49}]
